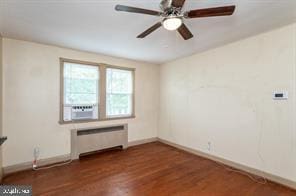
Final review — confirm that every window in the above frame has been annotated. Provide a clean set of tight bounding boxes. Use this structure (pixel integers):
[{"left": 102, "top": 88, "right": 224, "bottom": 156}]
[
  {"left": 60, "top": 58, "right": 135, "bottom": 123},
  {"left": 106, "top": 68, "right": 133, "bottom": 117},
  {"left": 62, "top": 61, "right": 99, "bottom": 122}
]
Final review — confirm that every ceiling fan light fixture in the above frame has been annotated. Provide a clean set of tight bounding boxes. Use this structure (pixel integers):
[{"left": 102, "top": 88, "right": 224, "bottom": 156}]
[
  {"left": 163, "top": 17, "right": 182, "bottom": 31},
  {"left": 115, "top": 2, "right": 235, "bottom": 40}
]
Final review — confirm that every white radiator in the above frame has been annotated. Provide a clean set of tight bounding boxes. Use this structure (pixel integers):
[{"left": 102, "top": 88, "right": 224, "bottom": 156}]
[{"left": 71, "top": 124, "right": 128, "bottom": 159}]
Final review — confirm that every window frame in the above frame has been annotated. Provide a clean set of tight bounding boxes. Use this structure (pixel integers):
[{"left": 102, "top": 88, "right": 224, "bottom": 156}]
[
  {"left": 105, "top": 65, "right": 135, "bottom": 119},
  {"left": 59, "top": 58, "right": 135, "bottom": 124}
]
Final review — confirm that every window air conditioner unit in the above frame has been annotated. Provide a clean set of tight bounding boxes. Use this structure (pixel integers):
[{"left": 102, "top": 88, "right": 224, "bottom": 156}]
[{"left": 71, "top": 105, "right": 94, "bottom": 120}]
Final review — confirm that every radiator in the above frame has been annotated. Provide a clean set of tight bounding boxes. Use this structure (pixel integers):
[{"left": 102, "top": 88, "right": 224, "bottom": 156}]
[{"left": 71, "top": 124, "right": 128, "bottom": 159}]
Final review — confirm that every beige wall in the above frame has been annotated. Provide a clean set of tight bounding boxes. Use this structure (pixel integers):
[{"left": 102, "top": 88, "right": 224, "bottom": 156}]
[
  {"left": 2, "top": 38, "right": 159, "bottom": 167},
  {"left": 159, "top": 23, "right": 296, "bottom": 182},
  {"left": 0, "top": 35, "right": 3, "bottom": 178}
]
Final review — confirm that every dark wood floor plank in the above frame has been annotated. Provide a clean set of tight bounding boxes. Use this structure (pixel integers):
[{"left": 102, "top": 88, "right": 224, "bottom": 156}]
[{"left": 3, "top": 142, "right": 296, "bottom": 196}]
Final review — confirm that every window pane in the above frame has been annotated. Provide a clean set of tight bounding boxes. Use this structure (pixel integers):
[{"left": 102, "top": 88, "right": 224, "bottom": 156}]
[
  {"left": 107, "top": 94, "right": 132, "bottom": 116},
  {"left": 107, "top": 68, "right": 132, "bottom": 94},
  {"left": 63, "top": 62, "right": 99, "bottom": 121},
  {"left": 64, "top": 63, "right": 99, "bottom": 80},
  {"left": 106, "top": 68, "right": 133, "bottom": 117},
  {"left": 64, "top": 63, "right": 99, "bottom": 105}
]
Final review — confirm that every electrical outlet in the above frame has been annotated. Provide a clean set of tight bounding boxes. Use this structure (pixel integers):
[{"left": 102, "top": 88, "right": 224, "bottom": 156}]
[{"left": 207, "top": 142, "right": 211, "bottom": 151}]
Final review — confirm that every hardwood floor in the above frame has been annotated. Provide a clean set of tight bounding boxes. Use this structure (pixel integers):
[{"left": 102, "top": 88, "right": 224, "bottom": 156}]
[{"left": 3, "top": 142, "right": 296, "bottom": 196}]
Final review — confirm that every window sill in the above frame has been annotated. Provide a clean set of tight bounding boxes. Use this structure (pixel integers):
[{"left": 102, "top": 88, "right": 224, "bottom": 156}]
[{"left": 59, "top": 115, "right": 136, "bottom": 125}]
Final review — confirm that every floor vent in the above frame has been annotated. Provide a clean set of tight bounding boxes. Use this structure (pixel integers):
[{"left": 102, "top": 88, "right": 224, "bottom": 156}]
[{"left": 71, "top": 124, "right": 128, "bottom": 159}]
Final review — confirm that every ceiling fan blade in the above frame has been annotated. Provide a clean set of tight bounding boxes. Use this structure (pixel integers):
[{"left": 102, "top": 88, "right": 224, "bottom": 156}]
[
  {"left": 115, "top": 5, "right": 162, "bottom": 16},
  {"left": 177, "top": 23, "right": 193, "bottom": 40},
  {"left": 185, "top": 5, "right": 235, "bottom": 18},
  {"left": 137, "top": 22, "right": 162, "bottom": 38},
  {"left": 172, "top": 0, "right": 186, "bottom": 8}
]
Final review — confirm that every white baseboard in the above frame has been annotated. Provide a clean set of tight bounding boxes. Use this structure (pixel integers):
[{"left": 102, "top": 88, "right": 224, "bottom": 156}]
[
  {"left": 3, "top": 137, "right": 158, "bottom": 175},
  {"left": 128, "top": 137, "right": 158, "bottom": 147},
  {"left": 3, "top": 154, "right": 71, "bottom": 175},
  {"left": 3, "top": 137, "right": 295, "bottom": 191},
  {"left": 158, "top": 138, "right": 296, "bottom": 190}
]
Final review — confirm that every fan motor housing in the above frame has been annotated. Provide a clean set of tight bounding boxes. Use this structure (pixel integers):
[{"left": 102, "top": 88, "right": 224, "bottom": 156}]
[{"left": 160, "top": 0, "right": 173, "bottom": 11}]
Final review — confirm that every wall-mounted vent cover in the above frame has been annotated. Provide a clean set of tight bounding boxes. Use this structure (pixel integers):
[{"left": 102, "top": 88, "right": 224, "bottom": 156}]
[
  {"left": 77, "top": 125, "right": 125, "bottom": 136},
  {"left": 71, "top": 124, "right": 128, "bottom": 159}
]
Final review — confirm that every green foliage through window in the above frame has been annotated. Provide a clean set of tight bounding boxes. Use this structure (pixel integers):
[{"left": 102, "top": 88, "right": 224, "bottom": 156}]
[
  {"left": 64, "top": 63, "right": 99, "bottom": 105},
  {"left": 106, "top": 68, "right": 132, "bottom": 116}
]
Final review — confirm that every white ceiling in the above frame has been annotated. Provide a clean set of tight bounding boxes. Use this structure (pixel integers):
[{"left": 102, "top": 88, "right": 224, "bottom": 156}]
[{"left": 0, "top": 0, "right": 296, "bottom": 64}]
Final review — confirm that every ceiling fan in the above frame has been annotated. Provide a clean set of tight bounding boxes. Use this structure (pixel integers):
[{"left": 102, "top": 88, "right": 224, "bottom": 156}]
[{"left": 115, "top": 0, "right": 235, "bottom": 40}]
